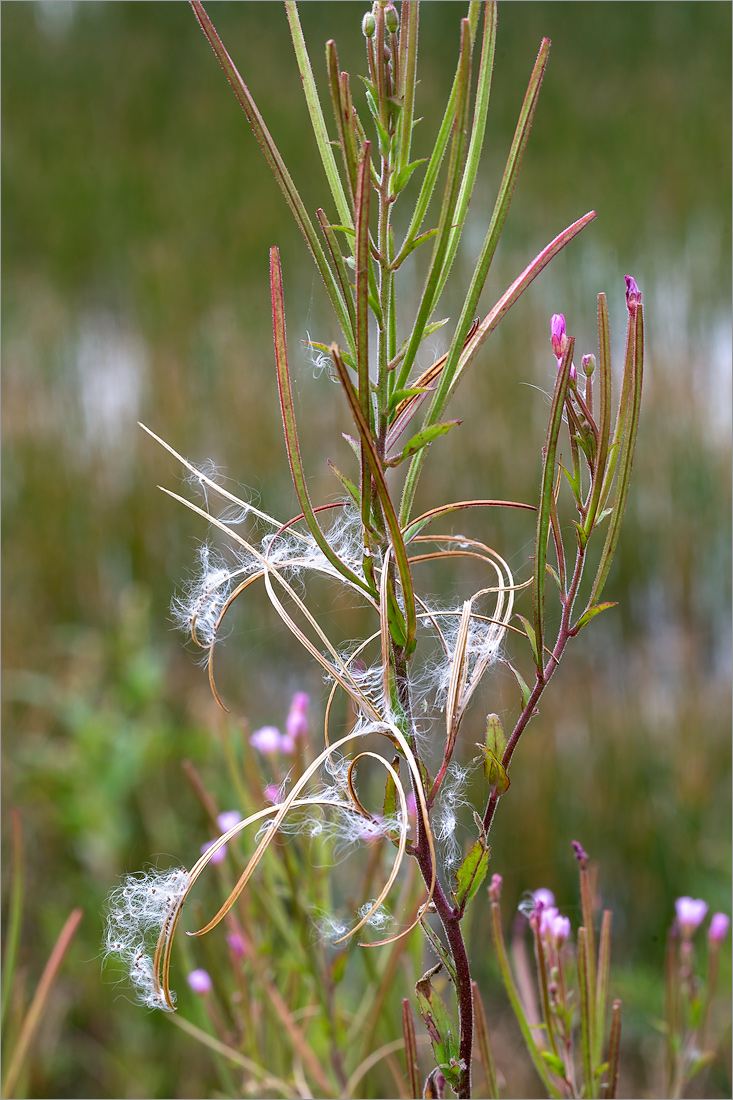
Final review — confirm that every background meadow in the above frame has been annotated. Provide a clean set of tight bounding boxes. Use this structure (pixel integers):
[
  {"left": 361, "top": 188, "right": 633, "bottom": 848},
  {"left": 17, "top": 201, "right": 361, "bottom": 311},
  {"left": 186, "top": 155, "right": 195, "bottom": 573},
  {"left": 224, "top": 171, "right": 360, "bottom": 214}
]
[{"left": 2, "top": 3, "right": 731, "bottom": 1097}]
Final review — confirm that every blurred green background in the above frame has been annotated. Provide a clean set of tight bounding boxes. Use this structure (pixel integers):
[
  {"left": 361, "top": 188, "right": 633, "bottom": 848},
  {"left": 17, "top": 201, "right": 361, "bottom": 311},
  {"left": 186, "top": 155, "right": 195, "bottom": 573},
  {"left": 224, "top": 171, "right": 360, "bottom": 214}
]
[{"left": 2, "top": 2, "right": 730, "bottom": 1097}]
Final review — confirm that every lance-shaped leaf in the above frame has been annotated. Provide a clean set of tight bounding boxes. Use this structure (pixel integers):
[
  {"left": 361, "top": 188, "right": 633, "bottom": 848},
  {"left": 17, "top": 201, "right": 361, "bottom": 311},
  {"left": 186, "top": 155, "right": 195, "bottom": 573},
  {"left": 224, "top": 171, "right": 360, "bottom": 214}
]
[
  {"left": 317, "top": 210, "right": 356, "bottom": 337},
  {"left": 415, "top": 967, "right": 461, "bottom": 1089},
  {"left": 411, "top": 32, "right": 551, "bottom": 417},
  {"left": 190, "top": 2, "right": 353, "bottom": 350},
  {"left": 395, "top": 3, "right": 481, "bottom": 270},
  {"left": 394, "top": 17, "right": 473, "bottom": 393},
  {"left": 586, "top": 299, "right": 644, "bottom": 612},
  {"left": 453, "top": 837, "right": 491, "bottom": 912},
  {"left": 515, "top": 613, "right": 541, "bottom": 670},
  {"left": 396, "top": 1, "right": 419, "bottom": 173},
  {"left": 385, "top": 420, "right": 462, "bottom": 467},
  {"left": 503, "top": 660, "right": 532, "bottom": 710},
  {"left": 270, "top": 249, "right": 372, "bottom": 597},
  {"left": 533, "top": 336, "right": 576, "bottom": 670}
]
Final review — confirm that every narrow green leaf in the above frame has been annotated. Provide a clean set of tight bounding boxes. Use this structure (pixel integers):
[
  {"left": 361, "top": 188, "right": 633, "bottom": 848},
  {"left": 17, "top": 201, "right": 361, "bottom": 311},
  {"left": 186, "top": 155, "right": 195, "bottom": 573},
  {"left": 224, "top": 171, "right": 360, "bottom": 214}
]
[
  {"left": 285, "top": 3, "right": 352, "bottom": 229},
  {"left": 385, "top": 420, "right": 462, "bottom": 467},
  {"left": 388, "top": 386, "right": 431, "bottom": 413},
  {"left": 504, "top": 661, "right": 532, "bottom": 710},
  {"left": 540, "top": 1050, "right": 566, "bottom": 1077},
  {"left": 453, "top": 837, "right": 491, "bottom": 910},
  {"left": 326, "top": 41, "right": 359, "bottom": 202},
  {"left": 1, "top": 810, "right": 24, "bottom": 1025},
  {"left": 397, "top": 1, "right": 419, "bottom": 174},
  {"left": 331, "top": 344, "right": 417, "bottom": 650},
  {"left": 394, "top": 17, "right": 473, "bottom": 395},
  {"left": 515, "top": 613, "right": 541, "bottom": 669},
  {"left": 594, "top": 910, "right": 613, "bottom": 1069},
  {"left": 588, "top": 300, "right": 644, "bottom": 608},
  {"left": 391, "top": 158, "right": 427, "bottom": 197},
  {"left": 270, "top": 249, "right": 372, "bottom": 597},
  {"left": 532, "top": 338, "right": 575, "bottom": 671},
  {"left": 577, "top": 926, "right": 596, "bottom": 1098},
  {"left": 327, "top": 460, "right": 359, "bottom": 507},
  {"left": 574, "top": 601, "right": 617, "bottom": 632},
  {"left": 316, "top": 210, "right": 356, "bottom": 339},
  {"left": 190, "top": 2, "right": 353, "bottom": 350}
]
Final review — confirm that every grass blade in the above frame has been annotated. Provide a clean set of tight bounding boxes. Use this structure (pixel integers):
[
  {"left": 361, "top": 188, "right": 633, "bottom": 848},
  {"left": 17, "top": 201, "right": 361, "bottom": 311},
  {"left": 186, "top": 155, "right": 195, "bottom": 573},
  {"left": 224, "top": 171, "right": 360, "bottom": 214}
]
[
  {"left": 1, "top": 909, "right": 83, "bottom": 1100},
  {"left": 0, "top": 810, "right": 24, "bottom": 1026},
  {"left": 472, "top": 981, "right": 499, "bottom": 1099}
]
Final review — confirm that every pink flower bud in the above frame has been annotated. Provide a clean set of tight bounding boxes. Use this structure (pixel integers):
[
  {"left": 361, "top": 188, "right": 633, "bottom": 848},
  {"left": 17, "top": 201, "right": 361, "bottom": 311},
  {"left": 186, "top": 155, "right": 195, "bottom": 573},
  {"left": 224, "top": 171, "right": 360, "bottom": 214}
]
[
  {"left": 226, "top": 931, "right": 248, "bottom": 957},
  {"left": 572, "top": 840, "right": 589, "bottom": 869},
  {"left": 550, "top": 314, "right": 566, "bottom": 360},
  {"left": 250, "top": 725, "right": 283, "bottom": 754},
  {"left": 264, "top": 783, "right": 280, "bottom": 804},
  {"left": 489, "top": 873, "right": 503, "bottom": 902},
  {"left": 675, "top": 896, "right": 708, "bottom": 938},
  {"left": 625, "top": 275, "right": 641, "bottom": 309},
  {"left": 187, "top": 968, "right": 212, "bottom": 994},
  {"left": 708, "top": 912, "right": 729, "bottom": 944},
  {"left": 217, "top": 810, "right": 242, "bottom": 833},
  {"left": 201, "top": 839, "right": 227, "bottom": 864}
]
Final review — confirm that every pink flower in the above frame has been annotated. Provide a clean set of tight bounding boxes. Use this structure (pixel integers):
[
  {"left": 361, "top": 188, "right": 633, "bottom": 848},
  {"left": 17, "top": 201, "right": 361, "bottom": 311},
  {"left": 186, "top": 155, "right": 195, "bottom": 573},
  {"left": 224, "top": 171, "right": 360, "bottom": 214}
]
[
  {"left": 250, "top": 725, "right": 283, "bottom": 754},
  {"left": 286, "top": 692, "right": 309, "bottom": 741},
  {"left": 675, "top": 896, "right": 708, "bottom": 938},
  {"left": 708, "top": 913, "right": 730, "bottom": 945},
  {"left": 533, "top": 888, "right": 555, "bottom": 910},
  {"left": 187, "top": 969, "right": 212, "bottom": 994},
  {"left": 264, "top": 783, "right": 280, "bottom": 804},
  {"left": 200, "top": 839, "right": 227, "bottom": 864},
  {"left": 217, "top": 810, "right": 242, "bottom": 833}
]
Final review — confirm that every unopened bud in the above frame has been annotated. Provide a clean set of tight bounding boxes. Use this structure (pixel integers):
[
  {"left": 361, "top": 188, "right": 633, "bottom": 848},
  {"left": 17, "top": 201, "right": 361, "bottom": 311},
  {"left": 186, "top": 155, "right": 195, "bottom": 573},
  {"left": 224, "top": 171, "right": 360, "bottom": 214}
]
[
  {"left": 384, "top": 3, "right": 399, "bottom": 33},
  {"left": 489, "top": 873, "right": 503, "bottom": 902},
  {"left": 572, "top": 840, "right": 589, "bottom": 869},
  {"left": 582, "top": 353, "right": 596, "bottom": 378},
  {"left": 625, "top": 274, "right": 641, "bottom": 309},
  {"left": 362, "top": 11, "right": 376, "bottom": 37}
]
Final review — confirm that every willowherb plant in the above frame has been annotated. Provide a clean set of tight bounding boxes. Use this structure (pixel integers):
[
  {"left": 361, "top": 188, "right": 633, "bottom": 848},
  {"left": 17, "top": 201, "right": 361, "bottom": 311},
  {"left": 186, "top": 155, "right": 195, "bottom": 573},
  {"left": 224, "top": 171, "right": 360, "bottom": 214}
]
[{"left": 105, "top": 3, "right": 649, "bottom": 1097}]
